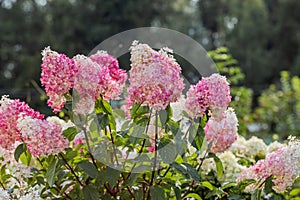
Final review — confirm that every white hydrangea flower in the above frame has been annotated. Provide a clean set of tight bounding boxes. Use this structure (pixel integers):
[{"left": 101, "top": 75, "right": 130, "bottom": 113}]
[
  {"left": 245, "top": 136, "right": 267, "bottom": 158},
  {"left": 46, "top": 116, "right": 74, "bottom": 131},
  {"left": 8, "top": 162, "right": 32, "bottom": 179},
  {"left": 229, "top": 135, "right": 248, "bottom": 155},
  {"left": 200, "top": 151, "right": 246, "bottom": 183},
  {"left": 19, "top": 185, "right": 43, "bottom": 200},
  {"left": 218, "top": 151, "right": 246, "bottom": 183},
  {"left": 267, "top": 141, "right": 286, "bottom": 153},
  {"left": 170, "top": 95, "right": 185, "bottom": 121},
  {"left": 0, "top": 188, "right": 10, "bottom": 200}
]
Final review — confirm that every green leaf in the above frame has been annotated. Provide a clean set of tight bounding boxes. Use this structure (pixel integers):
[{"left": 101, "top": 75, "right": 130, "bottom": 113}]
[
  {"left": 150, "top": 185, "right": 166, "bottom": 200},
  {"left": 101, "top": 99, "right": 113, "bottom": 115},
  {"left": 189, "top": 124, "right": 205, "bottom": 150},
  {"left": 185, "top": 193, "right": 203, "bottom": 200},
  {"left": 202, "top": 181, "right": 216, "bottom": 190},
  {"left": 166, "top": 119, "right": 180, "bottom": 136},
  {"left": 82, "top": 185, "right": 99, "bottom": 200},
  {"left": 130, "top": 104, "right": 149, "bottom": 119},
  {"left": 78, "top": 160, "right": 98, "bottom": 178},
  {"left": 129, "top": 125, "right": 146, "bottom": 138},
  {"left": 108, "top": 114, "right": 116, "bottom": 131},
  {"left": 174, "top": 186, "right": 181, "bottom": 200},
  {"left": 208, "top": 153, "right": 223, "bottom": 180},
  {"left": 14, "top": 143, "right": 25, "bottom": 162},
  {"left": 221, "top": 182, "right": 236, "bottom": 190},
  {"left": 19, "top": 150, "right": 32, "bottom": 166},
  {"left": 251, "top": 189, "right": 262, "bottom": 200},
  {"left": 236, "top": 179, "right": 256, "bottom": 191},
  {"left": 159, "top": 109, "right": 168, "bottom": 125},
  {"left": 95, "top": 99, "right": 112, "bottom": 115},
  {"left": 46, "top": 159, "right": 58, "bottom": 186},
  {"left": 63, "top": 127, "right": 78, "bottom": 141},
  {"left": 264, "top": 176, "right": 274, "bottom": 194},
  {"left": 158, "top": 142, "right": 177, "bottom": 164},
  {"left": 171, "top": 163, "right": 188, "bottom": 179},
  {"left": 183, "top": 163, "right": 201, "bottom": 183},
  {"left": 106, "top": 167, "right": 121, "bottom": 186},
  {"left": 290, "top": 188, "right": 300, "bottom": 197},
  {"left": 97, "top": 113, "right": 110, "bottom": 130}
]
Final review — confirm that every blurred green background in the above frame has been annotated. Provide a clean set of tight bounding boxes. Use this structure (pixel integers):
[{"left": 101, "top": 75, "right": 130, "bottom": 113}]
[{"left": 1, "top": 0, "right": 300, "bottom": 139}]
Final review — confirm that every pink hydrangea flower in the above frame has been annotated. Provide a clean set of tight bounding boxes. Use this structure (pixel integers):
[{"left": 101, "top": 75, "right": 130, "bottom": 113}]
[
  {"left": 17, "top": 116, "right": 69, "bottom": 157},
  {"left": 204, "top": 73, "right": 231, "bottom": 112},
  {"left": 40, "top": 47, "right": 79, "bottom": 113},
  {"left": 237, "top": 137, "right": 300, "bottom": 193},
  {"left": 126, "top": 41, "right": 184, "bottom": 111},
  {"left": 0, "top": 96, "right": 44, "bottom": 150},
  {"left": 90, "top": 51, "right": 127, "bottom": 100},
  {"left": 147, "top": 141, "right": 155, "bottom": 153},
  {"left": 185, "top": 73, "right": 231, "bottom": 119},
  {"left": 73, "top": 55, "right": 111, "bottom": 114},
  {"left": 185, "top": 81, "right": 210, "bottom": 118},
  {"left": 204, "top": 108, "right": 238, "bottom": 153}
]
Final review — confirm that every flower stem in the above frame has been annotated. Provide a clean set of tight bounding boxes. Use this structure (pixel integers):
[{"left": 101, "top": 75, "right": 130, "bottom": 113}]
[
  {"left": 59, "top": 154, "right": 84, "bottom": 187},
  {"left": 126, "top": 110, "right": 153, "bottom": 180},
  {"left": 147, "top": 111, "right": 158, "bottom": 199}
]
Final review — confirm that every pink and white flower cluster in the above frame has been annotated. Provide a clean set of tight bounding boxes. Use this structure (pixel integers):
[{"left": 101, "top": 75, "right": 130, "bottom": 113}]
[
  {"left": 185, "top": 73, "right": 231, "bottom": 119},
  {"left": 0, "top": 95, "right": 69, "bottom": 157},
  {"left": 41, "top": 47, "right": 127, "bottom": 113},
  {"left": 237, "top": 136, "right": 300, "bottom": 193},
  {"left": 126, "top": 41, "right": 184, "bottom": 110},
  {"left": 90, "top": 51, "right": 127, "bottom": 100},
  {"left": 204, "top": 108, "right": 238, "bottom": 153},
  {"left": 0, "top": 96, "right": 44, "bottom": 149},
  {"left": 41, "top": 47, "right": 79, "bottom": 113},
  {"left": 17, "top": 116, "right": 69, "bottom": 157},
  {"left": 185, "top": 73, "right": 235, "bottom": 153}
]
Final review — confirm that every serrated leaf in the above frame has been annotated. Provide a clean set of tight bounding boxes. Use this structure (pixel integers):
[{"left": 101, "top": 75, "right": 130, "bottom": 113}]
[
  {"left": 63, "top": 127, "right": 78, "bottom": 141},
  {"left": 82, "top": 185, "right": 99, "bottom": 200},
  {"left": 14, "top": 143, "right": 25, "bottom": 162},
  {"left": 46, "top": 159, "right": 58, "bottom": 186},
  {"left": 78, "top": 160, "right": 98, "bottom": 178},
  {"left": 150, "top": 185, "right": 166, "bottom": 200}
]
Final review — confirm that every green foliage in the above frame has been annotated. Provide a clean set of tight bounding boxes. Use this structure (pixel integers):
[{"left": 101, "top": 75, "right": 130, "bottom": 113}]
[
  {"left": 198, "top": 0, "right": 300, "bottom": 96},
  {"left": 254, "top": 71, "right": 300, "bottom": 137}
]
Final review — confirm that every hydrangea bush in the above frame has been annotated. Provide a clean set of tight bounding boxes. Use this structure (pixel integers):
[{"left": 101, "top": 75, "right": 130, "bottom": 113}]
[{"left": 0, "top": 41, "right": 299, "bottom": 199}]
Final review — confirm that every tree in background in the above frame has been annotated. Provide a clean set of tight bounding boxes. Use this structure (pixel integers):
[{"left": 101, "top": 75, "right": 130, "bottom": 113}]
[
  {"left": 0, "top": 0, "right": 178, "bottom": 113},
  {"left": 198, "top": 0, "right": 300, "bottom": 97}
]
